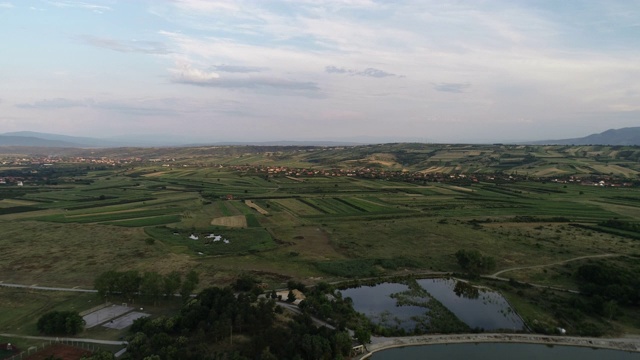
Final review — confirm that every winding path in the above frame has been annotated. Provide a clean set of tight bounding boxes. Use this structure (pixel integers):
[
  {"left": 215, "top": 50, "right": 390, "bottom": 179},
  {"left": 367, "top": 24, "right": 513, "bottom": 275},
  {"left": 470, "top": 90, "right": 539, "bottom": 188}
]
[{"left": 489, "top": 253, "right": 621, "bottom": 278}]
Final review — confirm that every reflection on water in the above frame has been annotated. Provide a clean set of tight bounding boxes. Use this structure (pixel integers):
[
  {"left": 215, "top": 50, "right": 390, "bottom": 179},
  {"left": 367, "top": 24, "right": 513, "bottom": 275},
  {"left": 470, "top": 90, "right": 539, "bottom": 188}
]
[
  {"left": 340, "top": 283, "right": 426, "bottom": 331},
  {"left": 340, "top": 278, "right": 525, "bottom": 333},
  {"left": 417, "top": 278, "right": 524, "bottom": 331},
  {"left": 454, "top": 281, "right": 479, "bottom": 299}
]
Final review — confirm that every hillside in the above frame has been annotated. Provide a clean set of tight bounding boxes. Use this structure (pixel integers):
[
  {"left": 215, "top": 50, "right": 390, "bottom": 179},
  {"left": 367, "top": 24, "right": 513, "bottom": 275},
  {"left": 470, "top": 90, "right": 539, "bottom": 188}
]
[
  {"left": 531, "top": 127, "right": 640, "bottom": 146},
  {"left": 1, "top": 131, "right": 125, "bottom": 148},
  {"left": 2, "top": 143, "right": 639, "bottom": 178},
  {"left": 0, "top": 135, "right": 83, "bottom": 148}
]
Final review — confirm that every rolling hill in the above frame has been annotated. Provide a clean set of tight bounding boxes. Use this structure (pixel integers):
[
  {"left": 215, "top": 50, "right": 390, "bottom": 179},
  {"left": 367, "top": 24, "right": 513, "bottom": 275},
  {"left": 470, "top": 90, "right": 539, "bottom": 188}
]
[{"left": 531, "top": 127, "right": 640, "bottom": 146}]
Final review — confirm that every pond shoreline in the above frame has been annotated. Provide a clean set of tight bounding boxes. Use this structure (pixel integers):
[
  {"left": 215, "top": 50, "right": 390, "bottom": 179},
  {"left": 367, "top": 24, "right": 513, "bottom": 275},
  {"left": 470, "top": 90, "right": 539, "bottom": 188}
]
[{"left": 357, "top": 333, "right": 640, "bottom": 359}]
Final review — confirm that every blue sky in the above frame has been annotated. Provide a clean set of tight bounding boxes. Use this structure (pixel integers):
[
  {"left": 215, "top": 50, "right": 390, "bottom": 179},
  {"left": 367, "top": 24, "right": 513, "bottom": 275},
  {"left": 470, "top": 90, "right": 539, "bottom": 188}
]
[{"left": 1, "top": 0, "right": 639, "bottom": 143}]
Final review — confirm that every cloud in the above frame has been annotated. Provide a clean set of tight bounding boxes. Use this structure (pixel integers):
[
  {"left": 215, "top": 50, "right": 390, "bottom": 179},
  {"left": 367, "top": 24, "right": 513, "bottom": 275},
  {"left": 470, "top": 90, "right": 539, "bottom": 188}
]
[
  {"left": 171, "top": 64, "right": 320, "bottom": 93},
  {"left": 360, "top": 68, "right": 398, "bottom": 78},
  {"left": 80, "top": 36, "right": 171, "bottom": 54},
  {"left": 174, "top": 75, "right": 320, "bottom": 91},
  {"left": 432, "top": 83, "right": 471, "bottom": 93},
  {"left": 325, "top": 65, "right": 400, "bottom": 78},
  {"left": 16, "top": 98, "right": 179, "bottom": 116},
  {"left": 211, "top": 65, "right": 266, "bottom": 73},
  {"left": 96, "top": 101, "right": 179, "bottom": 116},
  {"left": 44, "top": 1, "right": 111, "bottom": 12},
  {"left": 325, "top": 65, "right": 350, "bottom": 74},
  {"left": 0, "top": 2, "right": 14, "bottom": 8},
  {"left": 16, "top": 98, "right": 88, "bottom": 109}
]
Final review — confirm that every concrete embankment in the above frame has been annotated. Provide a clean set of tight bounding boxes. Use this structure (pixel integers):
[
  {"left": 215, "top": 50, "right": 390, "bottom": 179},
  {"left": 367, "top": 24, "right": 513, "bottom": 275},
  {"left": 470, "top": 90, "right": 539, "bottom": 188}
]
[{"left": 357, "top": 333, "right": 640, "bottom": 359}]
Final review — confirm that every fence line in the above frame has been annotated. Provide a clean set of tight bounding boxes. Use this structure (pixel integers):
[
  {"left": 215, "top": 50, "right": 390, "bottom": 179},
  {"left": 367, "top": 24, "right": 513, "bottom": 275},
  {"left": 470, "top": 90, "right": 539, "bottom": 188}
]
[{"left": 5, "top": 338, "right": 99, "bottom": 360}]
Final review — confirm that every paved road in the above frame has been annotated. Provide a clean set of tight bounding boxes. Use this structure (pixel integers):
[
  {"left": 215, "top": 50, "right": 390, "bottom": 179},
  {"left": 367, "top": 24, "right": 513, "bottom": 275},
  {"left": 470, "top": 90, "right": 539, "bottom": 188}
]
[
  {"left": 0, "top": 333, "right": 126, "bottom": 345},
  {"left": 0, "top": 282, "right": 97, "bottom": 293}
]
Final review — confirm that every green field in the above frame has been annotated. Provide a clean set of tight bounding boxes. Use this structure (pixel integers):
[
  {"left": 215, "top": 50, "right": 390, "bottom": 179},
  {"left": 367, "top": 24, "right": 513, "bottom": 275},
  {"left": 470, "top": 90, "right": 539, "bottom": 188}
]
[{"left": 1, "top": 143, "right": 640, "bottom": 339}]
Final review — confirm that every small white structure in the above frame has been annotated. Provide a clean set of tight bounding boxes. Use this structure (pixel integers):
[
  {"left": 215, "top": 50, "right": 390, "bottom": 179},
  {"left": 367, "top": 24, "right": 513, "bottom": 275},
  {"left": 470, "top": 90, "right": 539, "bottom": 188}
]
[
  {"left": 189, "top": 234, "right": 199, "bottom": 240},
  {"left": 223, "top": 239, "right": 230, "bottom": 244},
  {"left": 206, "top": 234, "right": 223, "bottom": 241}
]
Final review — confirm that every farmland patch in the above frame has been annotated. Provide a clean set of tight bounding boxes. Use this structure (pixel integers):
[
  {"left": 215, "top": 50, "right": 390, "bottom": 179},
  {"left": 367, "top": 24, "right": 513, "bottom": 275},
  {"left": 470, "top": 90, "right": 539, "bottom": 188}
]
[{"left": 211, "top": 215, "right": 248, "bottom": 228}]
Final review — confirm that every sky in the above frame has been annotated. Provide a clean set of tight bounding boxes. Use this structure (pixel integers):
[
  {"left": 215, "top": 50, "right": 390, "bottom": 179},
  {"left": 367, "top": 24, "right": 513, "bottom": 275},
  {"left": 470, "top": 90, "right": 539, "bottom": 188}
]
[{"left": 1, "top": 0, "right": 639, "bottom": 143}]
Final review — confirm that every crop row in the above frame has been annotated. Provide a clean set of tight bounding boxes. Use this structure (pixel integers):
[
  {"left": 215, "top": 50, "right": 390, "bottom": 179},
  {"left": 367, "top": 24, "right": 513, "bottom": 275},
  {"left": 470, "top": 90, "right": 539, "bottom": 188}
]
[{"left": 36, "top": 208, "right": 181, "bottom": 223}]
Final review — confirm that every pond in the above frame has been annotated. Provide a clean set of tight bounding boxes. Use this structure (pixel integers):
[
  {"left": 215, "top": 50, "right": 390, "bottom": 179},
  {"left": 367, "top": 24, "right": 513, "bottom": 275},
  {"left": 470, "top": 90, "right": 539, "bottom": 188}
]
[
  {"left": 340, "top": 278, "right": 524, "bottom": 333},
  {"left": 370, "top": 342, "right": 639, "bottom": 360},
  {"left": 340, "top": 282, "right": 427, "bottom": 331},
  {"left": 417, "top": 278, "right": 524, "bottom": 331}
]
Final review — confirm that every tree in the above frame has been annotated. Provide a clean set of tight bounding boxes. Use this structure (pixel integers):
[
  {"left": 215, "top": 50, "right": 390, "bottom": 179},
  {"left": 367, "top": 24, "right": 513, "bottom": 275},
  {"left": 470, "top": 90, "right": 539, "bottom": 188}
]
[
  {"left": 354, "top": 326, "right": 371, "bottom": 345},
  {"left": 234, "top": 273, "right": 257, "bottom": 292},
  {"left": 186, "top": 270, "right": 200, "bottom": 285},
  {"left": 180, "top": 271, "right": 199, "bottom": 300},
  {"left": 163, "top": 271, "right": 181, "bottom": 298},
  {"left": 140, "top": 272, "right": 163, "bottom": 304},
  {"left": 333, "top": 331, "right": 353, "bottom": 357},
  {"left": 37, "top": 311, "right": 84, "bottom": 335},
  {"left": 94, "top": 270, "right": 119, "bottom": 300},
  {"left": 455, "top": 249, "right": 496, "bottom": 277},
  {"left": 119, "top": 271, "right": 142, "bottom": 303}
]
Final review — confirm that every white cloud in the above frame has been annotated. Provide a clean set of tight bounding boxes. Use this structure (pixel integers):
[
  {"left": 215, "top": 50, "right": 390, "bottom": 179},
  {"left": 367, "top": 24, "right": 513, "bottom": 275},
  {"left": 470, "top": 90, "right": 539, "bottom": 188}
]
[
  {"left": 171, "top": 63, "right": 220, "bottom": 82},
  {"left": 44, "top": 1, "right": 111, "bottom": 12},
  {"left": 0, "top": 2, "right": 14, "bottom": 8},
  {"left": 80, "top": 35, "right": 171, "bottom": 54}
]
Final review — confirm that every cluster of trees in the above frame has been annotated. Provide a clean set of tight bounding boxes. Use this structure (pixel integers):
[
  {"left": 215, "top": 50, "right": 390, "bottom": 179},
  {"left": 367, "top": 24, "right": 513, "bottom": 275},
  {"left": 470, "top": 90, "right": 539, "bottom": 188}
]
[
  {"left": 575, "top": 262, "right": 640, "bottom": 319},
  {"left": 37, "top": 311, "right": 84, "bottom": 335},
  {"left": 94, "top": 270, "right": 199, "bottom": 303},
  {"left": 123, "top": 286, "right": 355, "bottom": 360},
  {"left": 455, "top": 249, "right": 496, "bottom": 277},
  {"left": 598, "top": 219, "right": 640, "bottom": 233},
  {"left": 298, "top": 283, "right": 353, "bottom": 326}
]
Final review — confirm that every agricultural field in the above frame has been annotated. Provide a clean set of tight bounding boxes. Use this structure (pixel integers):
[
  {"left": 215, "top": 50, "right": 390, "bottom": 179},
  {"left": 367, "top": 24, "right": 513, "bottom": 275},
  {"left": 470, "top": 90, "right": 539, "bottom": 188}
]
[{"left": 1, "top": 143, "right": 640, "bottom": 340}]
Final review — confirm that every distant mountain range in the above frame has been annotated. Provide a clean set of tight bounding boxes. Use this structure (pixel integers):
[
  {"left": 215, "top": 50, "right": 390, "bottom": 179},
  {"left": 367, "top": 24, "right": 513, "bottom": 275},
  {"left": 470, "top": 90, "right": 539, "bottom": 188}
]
[
  {"left": 528, "top": 127, "right": 640, "bottom": 146},
  {"left": 0, "top": 131, "right": 125, "bottom": 148},
  {"left": 0, "top": 131, "right": 362, "bottom": 148},
  {"left": 1, "top": 127, "right": 639, "bottom": 148}
]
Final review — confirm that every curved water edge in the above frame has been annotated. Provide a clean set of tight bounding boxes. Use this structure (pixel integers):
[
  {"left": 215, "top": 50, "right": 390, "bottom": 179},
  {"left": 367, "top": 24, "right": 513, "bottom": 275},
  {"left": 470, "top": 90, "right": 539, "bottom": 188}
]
[{"left": 356, "top": 333, "right": 640, "bottom": 359}]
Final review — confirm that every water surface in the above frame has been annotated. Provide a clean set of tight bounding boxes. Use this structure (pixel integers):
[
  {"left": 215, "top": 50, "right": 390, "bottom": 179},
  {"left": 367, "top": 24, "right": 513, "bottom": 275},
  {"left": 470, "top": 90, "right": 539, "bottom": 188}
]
[
  {"left": 341, "top": 278, "right": 524, "bottom": 332},
  {"left": 371, "top": 342, "right": 638, "bottom": 360}
]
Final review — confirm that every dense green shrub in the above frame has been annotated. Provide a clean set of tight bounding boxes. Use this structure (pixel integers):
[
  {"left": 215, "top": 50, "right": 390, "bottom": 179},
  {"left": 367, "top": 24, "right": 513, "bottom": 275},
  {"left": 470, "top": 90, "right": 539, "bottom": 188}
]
[{"left": 37, "top": 311, "right": 84, "bottom": 335}]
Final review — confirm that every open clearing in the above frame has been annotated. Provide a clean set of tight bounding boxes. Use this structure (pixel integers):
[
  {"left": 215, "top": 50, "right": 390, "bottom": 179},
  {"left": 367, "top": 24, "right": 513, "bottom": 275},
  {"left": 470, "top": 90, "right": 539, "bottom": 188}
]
[{"left": 210, "top": 215, "right": 248, "bottom": 227}]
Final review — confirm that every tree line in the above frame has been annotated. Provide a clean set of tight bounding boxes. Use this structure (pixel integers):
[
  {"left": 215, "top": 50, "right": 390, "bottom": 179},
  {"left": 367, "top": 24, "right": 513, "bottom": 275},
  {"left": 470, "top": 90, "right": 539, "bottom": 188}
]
[
  {"left": 122, "top": 286, "right": 355, "bottom": 360},
  {"left": 93, "top": 270, "right": 199, "bottom": 303}
]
